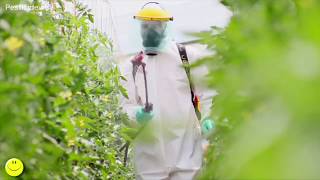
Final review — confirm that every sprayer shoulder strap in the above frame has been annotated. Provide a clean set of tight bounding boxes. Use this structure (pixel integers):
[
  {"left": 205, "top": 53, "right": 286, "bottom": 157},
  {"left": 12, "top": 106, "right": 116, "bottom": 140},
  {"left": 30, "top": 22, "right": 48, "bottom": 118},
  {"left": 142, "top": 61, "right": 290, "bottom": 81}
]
[
  {"left": 176, "top": 43, "right": 201, "bottom": 120},
  {"left": 176, "top": 43, "right": 195, "bottom": 92}
]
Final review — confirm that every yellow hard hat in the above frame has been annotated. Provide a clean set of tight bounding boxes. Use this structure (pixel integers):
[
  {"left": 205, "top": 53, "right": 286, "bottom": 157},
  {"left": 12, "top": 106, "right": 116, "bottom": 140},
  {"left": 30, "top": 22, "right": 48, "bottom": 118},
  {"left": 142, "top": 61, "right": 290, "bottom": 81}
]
[{"left": 134, "top": 2, "right": 173, "bottom": 21}]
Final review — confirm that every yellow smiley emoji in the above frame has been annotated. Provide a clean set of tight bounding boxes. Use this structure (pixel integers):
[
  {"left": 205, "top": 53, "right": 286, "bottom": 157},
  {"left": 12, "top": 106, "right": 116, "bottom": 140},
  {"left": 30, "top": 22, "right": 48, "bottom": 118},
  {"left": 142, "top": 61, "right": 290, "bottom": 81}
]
[{"left": 5, "top": 158, "right": 24, "bottom": 177}]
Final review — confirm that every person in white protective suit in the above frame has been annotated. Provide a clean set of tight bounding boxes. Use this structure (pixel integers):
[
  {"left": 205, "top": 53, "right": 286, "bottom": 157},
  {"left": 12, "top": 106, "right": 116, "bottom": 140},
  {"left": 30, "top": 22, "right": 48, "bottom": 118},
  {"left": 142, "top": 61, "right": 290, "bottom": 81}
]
[{"left": 120, "top": 2, "right": 216, "bottom": 180}]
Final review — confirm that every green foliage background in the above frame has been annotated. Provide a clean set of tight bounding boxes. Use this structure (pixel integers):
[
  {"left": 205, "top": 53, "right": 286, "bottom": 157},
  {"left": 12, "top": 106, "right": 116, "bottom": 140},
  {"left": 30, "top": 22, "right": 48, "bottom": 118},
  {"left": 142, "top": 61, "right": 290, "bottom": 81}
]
[
  {"left": 1, "top": 0, "right": 320, "bottom": 179},
  {"left": 0, "top": 0, "right": 133, "bottom": 179},
  {"left": 198, "top": 0, "right": 320, "bottom": 179}
]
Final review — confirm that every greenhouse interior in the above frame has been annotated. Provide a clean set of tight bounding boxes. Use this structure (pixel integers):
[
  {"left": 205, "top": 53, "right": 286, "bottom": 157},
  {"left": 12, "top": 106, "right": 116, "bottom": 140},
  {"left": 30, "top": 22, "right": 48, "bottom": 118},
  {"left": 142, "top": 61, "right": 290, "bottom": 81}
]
[{"left": 1, "top": 0, "right": 320, "bottom": 179}]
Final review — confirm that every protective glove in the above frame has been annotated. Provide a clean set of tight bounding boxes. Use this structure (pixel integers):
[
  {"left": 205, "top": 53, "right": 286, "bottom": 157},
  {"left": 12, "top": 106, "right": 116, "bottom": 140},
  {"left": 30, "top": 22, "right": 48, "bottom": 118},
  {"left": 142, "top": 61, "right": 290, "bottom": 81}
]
[
  {"left": 135, "top": 107, "right": 154, "bottom": 124},
  {"left": 201, "top": 118, "right": 215, "bottom": 136}
]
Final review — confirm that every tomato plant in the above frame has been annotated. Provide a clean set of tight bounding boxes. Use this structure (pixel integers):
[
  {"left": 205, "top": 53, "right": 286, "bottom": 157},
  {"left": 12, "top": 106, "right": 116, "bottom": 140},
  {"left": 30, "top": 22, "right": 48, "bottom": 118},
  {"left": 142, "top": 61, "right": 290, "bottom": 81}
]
[{"left": 0, "top": 0, "right": 133, "bottom": 179}]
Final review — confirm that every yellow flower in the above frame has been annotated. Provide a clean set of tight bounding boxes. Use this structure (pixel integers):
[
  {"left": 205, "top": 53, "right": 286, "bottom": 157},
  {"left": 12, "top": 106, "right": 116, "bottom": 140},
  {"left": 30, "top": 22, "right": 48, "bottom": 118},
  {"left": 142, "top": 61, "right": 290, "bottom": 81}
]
[
  {"left": 107, "top": 112, "right": 113, "bottom": 119},
  {"left": 67, "top": 139, "right": 75, "bottom": 147},
  {"left": 79, "top": 119, "right": 85, "bottom": 128},
  {"left": 38, "top": 37, "right": 45, "bottom": 47},
  {"left": 5, "top": 36, "right": 24, "bottom": 53},
  {"left": 59, "top": 91, "right": 73, "bottom": 100},
  {"left": 101, "top": 95, "right": 109, "bottom": 102}
]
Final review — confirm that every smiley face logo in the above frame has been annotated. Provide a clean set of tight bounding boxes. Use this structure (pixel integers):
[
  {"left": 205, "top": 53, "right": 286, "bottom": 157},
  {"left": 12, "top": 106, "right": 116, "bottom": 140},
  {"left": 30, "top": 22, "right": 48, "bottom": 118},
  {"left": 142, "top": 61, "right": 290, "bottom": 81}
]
[{"left": 5, "top": 158, "right": 24, "bottom": 177}]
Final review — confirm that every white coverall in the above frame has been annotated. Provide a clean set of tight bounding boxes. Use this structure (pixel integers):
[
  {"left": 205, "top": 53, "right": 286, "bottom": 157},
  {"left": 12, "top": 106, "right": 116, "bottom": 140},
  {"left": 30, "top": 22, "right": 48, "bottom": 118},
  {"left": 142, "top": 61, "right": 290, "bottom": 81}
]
[{"left": 120, "top": 41, "right": 215, "bottom": 180}]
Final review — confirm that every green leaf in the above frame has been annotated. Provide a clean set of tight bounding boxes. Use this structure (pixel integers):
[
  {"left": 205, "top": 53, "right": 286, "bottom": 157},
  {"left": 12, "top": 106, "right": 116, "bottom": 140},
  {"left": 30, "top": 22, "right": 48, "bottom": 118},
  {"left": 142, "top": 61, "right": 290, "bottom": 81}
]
[
  {"left": 88, "top": 14, "right": 94, "bottom": 23},
  {"left": 119, "top": 85, "right": 128, "bottom": 99}
]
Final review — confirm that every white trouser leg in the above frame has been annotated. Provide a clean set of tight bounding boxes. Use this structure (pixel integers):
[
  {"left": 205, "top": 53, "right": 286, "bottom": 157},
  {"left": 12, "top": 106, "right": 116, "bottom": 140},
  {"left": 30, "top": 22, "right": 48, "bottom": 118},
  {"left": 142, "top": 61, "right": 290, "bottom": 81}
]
[
  {"left": 136, "top": 171, "right": 169, "bottom": 180},
  {"left": 169, "top": 169, "right": 200, "bottom": 180}
]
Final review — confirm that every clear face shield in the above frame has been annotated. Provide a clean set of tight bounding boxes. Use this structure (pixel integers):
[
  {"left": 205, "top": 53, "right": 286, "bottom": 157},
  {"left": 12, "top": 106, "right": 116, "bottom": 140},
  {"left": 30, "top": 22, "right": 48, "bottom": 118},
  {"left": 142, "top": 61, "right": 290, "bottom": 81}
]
[
  {"left": 139, "top": 20, "right": 169, "bottom": 55},
  {"left": 131, "top": 2, "right": 173, "bottom": 55}
]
